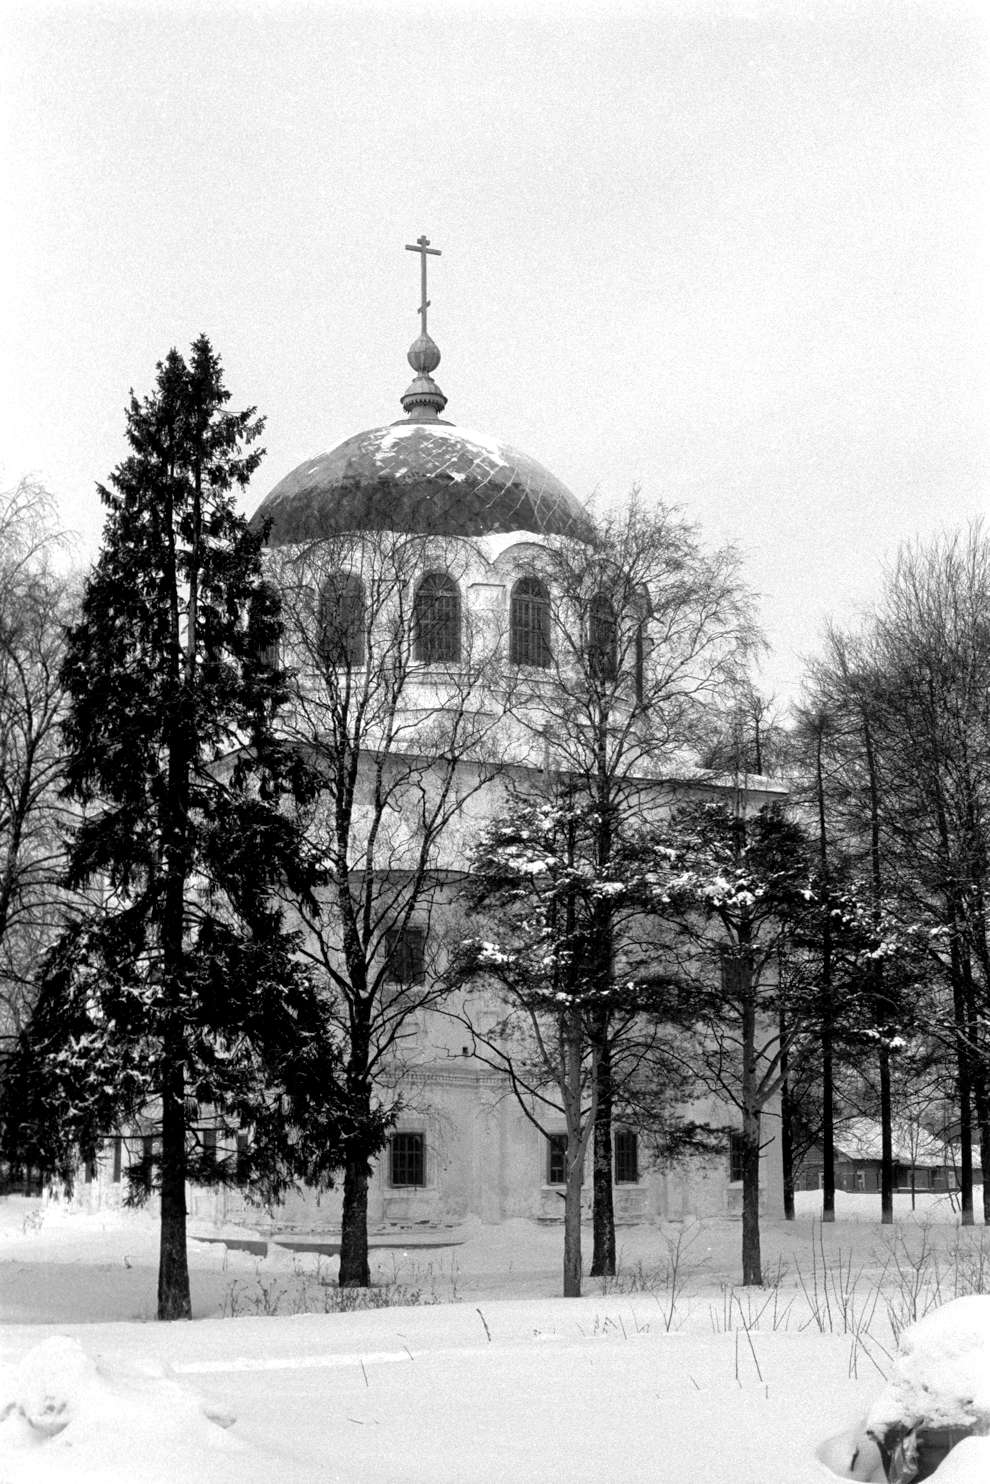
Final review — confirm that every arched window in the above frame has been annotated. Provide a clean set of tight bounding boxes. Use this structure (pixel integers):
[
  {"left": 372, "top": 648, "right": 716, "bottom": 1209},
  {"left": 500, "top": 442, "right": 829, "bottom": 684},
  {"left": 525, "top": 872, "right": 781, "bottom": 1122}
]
[
  {"left": 587, "top": 591, "right": 617, "bottom": 681},
  {"left": 633, "top": 620, "right": 646, "bottom": 703},
  {"left": 631, "top": 589, "right": 651, "bottom": 704},
  {"left": 510, "top": 577, "right": 552, "bottom": 668},
  {"left": 414, "top": 571, "right": 461, "bottom": 663},
  {"left": 250, "top": 580, "right": 281, "bottom": 671},
  {"left": 318, "top": 572, "right": 365, "bottom": 667}
]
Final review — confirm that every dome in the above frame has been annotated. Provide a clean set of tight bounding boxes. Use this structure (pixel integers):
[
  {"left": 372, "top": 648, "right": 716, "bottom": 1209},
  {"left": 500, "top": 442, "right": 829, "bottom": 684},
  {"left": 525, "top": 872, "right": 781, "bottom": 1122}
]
[{"left": 252, "top": 420, "right": 591, "bottom": 547}]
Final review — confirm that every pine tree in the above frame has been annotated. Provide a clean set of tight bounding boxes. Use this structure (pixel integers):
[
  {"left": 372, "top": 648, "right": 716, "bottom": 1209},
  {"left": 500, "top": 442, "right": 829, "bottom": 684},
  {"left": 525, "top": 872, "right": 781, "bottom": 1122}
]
[
  {"left": 658, "top": 800, "right": 813, "bottom": 1285},
  {"left": 0, "top": 339, "right": 350, "bottom": 1319}
]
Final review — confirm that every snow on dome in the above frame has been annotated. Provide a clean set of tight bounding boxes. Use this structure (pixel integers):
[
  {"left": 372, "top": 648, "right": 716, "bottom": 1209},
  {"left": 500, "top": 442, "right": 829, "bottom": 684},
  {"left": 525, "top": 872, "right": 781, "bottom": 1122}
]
[
  {"left": 251, "top": 420, "right": 591, "bottom": 546},
  {"left": 866, "top": 1295, "right": 990, "bottom": 1437}
]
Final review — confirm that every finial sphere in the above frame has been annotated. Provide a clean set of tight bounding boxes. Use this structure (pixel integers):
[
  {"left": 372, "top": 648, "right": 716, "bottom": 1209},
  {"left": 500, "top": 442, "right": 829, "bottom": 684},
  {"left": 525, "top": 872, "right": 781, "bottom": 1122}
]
[{"left": 408, "top": 332, "right": 441, "bottom": 374}]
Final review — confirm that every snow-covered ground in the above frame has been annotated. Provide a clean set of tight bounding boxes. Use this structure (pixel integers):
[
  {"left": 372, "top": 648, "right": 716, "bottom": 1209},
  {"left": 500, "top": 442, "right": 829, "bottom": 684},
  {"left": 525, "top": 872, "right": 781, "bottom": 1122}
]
[{"left": 0, "top": 1190, "right": 988, "bottom": 1482}]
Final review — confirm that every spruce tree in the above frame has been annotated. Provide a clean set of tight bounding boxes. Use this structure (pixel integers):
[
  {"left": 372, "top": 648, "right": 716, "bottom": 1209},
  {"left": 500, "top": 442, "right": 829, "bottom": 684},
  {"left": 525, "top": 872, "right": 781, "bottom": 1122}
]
[{"left": 1, "top": 338, "right": 349, "bottom": 1319}]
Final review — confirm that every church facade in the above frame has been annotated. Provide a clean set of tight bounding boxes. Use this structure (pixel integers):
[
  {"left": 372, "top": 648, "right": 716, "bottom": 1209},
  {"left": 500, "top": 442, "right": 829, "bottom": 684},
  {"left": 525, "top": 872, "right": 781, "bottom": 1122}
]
[{"left": 77, "top": 242, "right": 786, "bottom": 1235}]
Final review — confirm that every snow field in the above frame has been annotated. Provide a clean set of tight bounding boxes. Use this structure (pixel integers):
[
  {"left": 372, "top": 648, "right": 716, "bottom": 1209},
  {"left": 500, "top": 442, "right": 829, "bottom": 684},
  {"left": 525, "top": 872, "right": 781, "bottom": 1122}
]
[{"left": 0, "top": 1192, "right": 988, "bottom": 1481}]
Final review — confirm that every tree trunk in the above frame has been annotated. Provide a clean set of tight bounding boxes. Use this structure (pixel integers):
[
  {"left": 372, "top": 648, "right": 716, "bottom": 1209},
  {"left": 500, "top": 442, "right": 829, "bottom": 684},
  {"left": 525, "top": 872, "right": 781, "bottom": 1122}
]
[
  {"left": 741, "top": 1107, "right": 763, "bottom": 1287},
  {"left": 157, "top": 1053, "right": 191, "bottom": 1320},
  {"left": 740, "top": 952, "right": 762, "bottom": 1286},
  {"left": 561, "top": 1005, "right": 586, "bottom": 1298},
  {"left": 778, "top": 995, "right": 795, "bottom": 1220},
  {"left": 339, "top": 1147, "right": 372, "bottom": 1287},
  {"left": 814, "top": 730, "right": 836, "bottom": 1224},
  {"left": 860, "top": 706, "right": 893, "bottom": 1224},
  {"left": 821, "top": 1019, "right": 835, "bottom": 1224},
  {"left": 779, "top": 1064, "right": 795, "bottom": 1220},
  {"left": 590, "top": 1022, "right": 615, "bottom": 1277},
  {"left": 879, "top": 1040, "right": 894, "bottom": 1224},
  {"left": 951, "top": 933, "right": 975, "bottom": 1226},
  {"left": 962, "top": 952, "right": 990, "bottom": 1226},
  {"left": 563, "top": 1138, "right": 584, "bottom": 1298},
  {"left": 157, "top": 474, "right": 192, "bottom": 1323}
]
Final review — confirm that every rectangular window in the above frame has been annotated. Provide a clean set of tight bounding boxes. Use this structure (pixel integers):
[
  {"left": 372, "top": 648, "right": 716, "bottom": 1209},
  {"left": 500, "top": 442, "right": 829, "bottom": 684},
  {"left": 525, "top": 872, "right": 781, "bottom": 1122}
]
[
  {"left": 236, "top": 1132, "right": 250, "bottom": 1182},
  {"left": 389, "top": 1132, "right": 426, "bottom": 1187},
  {"left": 384, "top": 926, "right": 426, "bottom": 985},
  {"left": 728, "top": 1131, "right": 745, "bottom": 1184},
  {"left": 614, "top": 1129, "right": 639, "bottom": 1184},
  {"left": 720, "top": 950, "right": 751, "bottom": 998},
  {"left": 855, "top": 1168, "right": 865, "bottom": 1191},
  {"left": 546, "top": 1133, "right": 567, "bottom": 1185},
  {"left": 112, "top": 1137, "right": 123, "bottom": 1183}
]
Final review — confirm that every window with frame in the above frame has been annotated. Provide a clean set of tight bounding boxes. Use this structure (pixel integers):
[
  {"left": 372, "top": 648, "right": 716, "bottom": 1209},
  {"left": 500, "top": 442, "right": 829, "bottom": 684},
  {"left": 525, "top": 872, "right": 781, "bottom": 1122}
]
[
  {"left": 546, "top": 1133, "right": 567, "bottom": 1185},
  {"left": 587, "top": 591, "right": 618, "bottom": 681},
  {"left": 630, "top": 588, "right": 650, "bottom": 703},
  {"left": 248, "top": 580, "right": 281, "bottom": 671},
  {"left": 728, "top": 1131, "right": 745, "bottom": 1184},
  {"left": 384, "top": 925, "right": 426, "bottom": 985},
  {"left": 202, "top": 1126, "right": 218, "bottom": 1171},
  {"left": 318, "top": 572, "right": 366, "bottom": 667},
  {"left": 510, "top": 577, "right": 552, "bottom": 668},
  {"left": 112, "top": 1137, "right": 123, "bottom": 1184},
  {"left": 719, "top": 948, "right": 751, "bottom": 998},
  {"left": 414, "top": 571, "right": 461, "bottom": 663},
  {"left": 614, "top": 1129, "right": 639, "bottom": 1184},
  {"left": 389, "top": 1131, "right": 426, "bottom": 1187},
  {"left": 633, "top": 621, "right": 646, "bottom": 702}
]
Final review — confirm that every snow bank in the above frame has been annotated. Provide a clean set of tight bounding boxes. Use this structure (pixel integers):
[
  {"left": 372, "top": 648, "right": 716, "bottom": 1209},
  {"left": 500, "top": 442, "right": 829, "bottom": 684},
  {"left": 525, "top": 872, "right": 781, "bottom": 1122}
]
[
  {"left": 0, "top": 1335, "right": 239, "bottom": 1483},
  {"left": 927, "top": 1436, "right": 990, "bottom": 1481},
  {"left": 866, "top": 1295, "right": 990, "bottom": 1436}
]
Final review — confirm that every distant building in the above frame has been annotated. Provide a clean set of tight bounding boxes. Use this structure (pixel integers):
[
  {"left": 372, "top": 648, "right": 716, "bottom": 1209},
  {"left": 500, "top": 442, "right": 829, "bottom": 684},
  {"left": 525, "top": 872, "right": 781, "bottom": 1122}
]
[{"left": 796, "top": 1118, "right": 983, "bottom": 1197}]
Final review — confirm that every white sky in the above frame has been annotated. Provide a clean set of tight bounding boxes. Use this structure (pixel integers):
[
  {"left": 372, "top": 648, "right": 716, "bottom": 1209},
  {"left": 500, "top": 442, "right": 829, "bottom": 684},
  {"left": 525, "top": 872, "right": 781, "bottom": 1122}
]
[{"left": 1, "top": 0, "right": 987, "bottom": 703}]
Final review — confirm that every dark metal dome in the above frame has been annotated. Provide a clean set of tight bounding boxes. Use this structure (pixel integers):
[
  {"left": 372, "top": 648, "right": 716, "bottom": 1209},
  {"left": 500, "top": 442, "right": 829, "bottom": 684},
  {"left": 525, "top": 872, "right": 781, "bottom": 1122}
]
[{"left": 252, "top": 420, "right": 590, "bottom": 546}]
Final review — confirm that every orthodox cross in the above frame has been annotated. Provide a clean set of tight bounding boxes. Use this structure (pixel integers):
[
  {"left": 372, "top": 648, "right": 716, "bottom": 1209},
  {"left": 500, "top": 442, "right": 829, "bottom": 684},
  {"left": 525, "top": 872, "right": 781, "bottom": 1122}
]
[{"left": 405, "top": 235, "right": 441, "bottom": 336}]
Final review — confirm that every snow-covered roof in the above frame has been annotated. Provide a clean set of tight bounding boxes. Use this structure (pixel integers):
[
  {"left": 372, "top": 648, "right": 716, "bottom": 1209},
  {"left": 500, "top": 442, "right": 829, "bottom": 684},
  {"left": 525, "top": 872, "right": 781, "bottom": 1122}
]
[
  {"left": 252, "top": 419, "right": 591, "bottom": 546},
  {"left": 835, "top": 1117, "right": 977, "bottom": 1168}
]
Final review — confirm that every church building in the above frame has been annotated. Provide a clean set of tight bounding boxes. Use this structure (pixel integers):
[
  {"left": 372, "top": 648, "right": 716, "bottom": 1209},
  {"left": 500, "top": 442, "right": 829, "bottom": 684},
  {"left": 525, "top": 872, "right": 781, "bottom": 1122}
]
[{"left": 80, "top": 240, "right": 786, "bottom": 1235}]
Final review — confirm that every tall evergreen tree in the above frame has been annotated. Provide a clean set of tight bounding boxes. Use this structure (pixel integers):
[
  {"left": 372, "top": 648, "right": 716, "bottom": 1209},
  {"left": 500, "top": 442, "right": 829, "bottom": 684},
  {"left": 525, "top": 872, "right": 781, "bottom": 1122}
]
[{"left": 0, "top": 339, "right": 351, "bottom": 1319}]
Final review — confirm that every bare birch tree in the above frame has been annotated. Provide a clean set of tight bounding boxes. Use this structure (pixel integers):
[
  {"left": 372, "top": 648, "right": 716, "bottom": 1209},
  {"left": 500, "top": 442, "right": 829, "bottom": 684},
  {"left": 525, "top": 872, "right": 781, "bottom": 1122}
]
[
  {"left": 272, "top": 530, "right": 511, "bottom": 1286},
  {"left": 0, "top": 480, "right": 74, "bottom": 1071}
]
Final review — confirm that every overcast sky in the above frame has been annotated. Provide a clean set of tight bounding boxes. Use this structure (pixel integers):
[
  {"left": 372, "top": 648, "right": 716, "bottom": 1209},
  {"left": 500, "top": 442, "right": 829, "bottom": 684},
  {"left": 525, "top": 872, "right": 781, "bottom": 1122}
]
[{"left": 2, "top": 0, "right": 986, "bottom": 704}]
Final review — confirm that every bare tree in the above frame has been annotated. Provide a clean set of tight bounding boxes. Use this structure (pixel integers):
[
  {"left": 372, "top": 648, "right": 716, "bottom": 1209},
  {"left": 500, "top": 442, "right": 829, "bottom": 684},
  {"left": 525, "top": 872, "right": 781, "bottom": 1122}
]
[
  {"left": 271, "top": 529, "right": 511, "bottom": 1286},
  {"left": 0, "top": 479, "right": 74, "bottom": 1067},
  {"left": 498, "top": 498, "right": 754, "bottom": 1276},
  {"left": 832, "top": 527, "right": 990, "bottom": 1224},
  {"left": 497, "top": 496, "right": 759, "bottom": 1275}
]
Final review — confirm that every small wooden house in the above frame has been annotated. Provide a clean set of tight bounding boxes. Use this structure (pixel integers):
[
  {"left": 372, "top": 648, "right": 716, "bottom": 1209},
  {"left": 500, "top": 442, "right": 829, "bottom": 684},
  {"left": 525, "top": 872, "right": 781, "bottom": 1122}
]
[{"left": 797, "top": 1119, "right": 982, "bottom": 1198}]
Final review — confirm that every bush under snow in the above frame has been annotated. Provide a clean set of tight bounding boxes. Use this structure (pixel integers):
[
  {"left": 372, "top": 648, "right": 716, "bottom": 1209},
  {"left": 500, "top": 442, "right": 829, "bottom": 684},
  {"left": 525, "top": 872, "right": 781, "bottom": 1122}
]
[
  {"left": 823, "top": 1296, "right": 990, "bottom": 1482},
  {"left": 0, "top": 1335, "right": 238, "bottom": 1483},
  {"left": 866, "top": 1295, "right": 990, "bottom": 1438}
]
